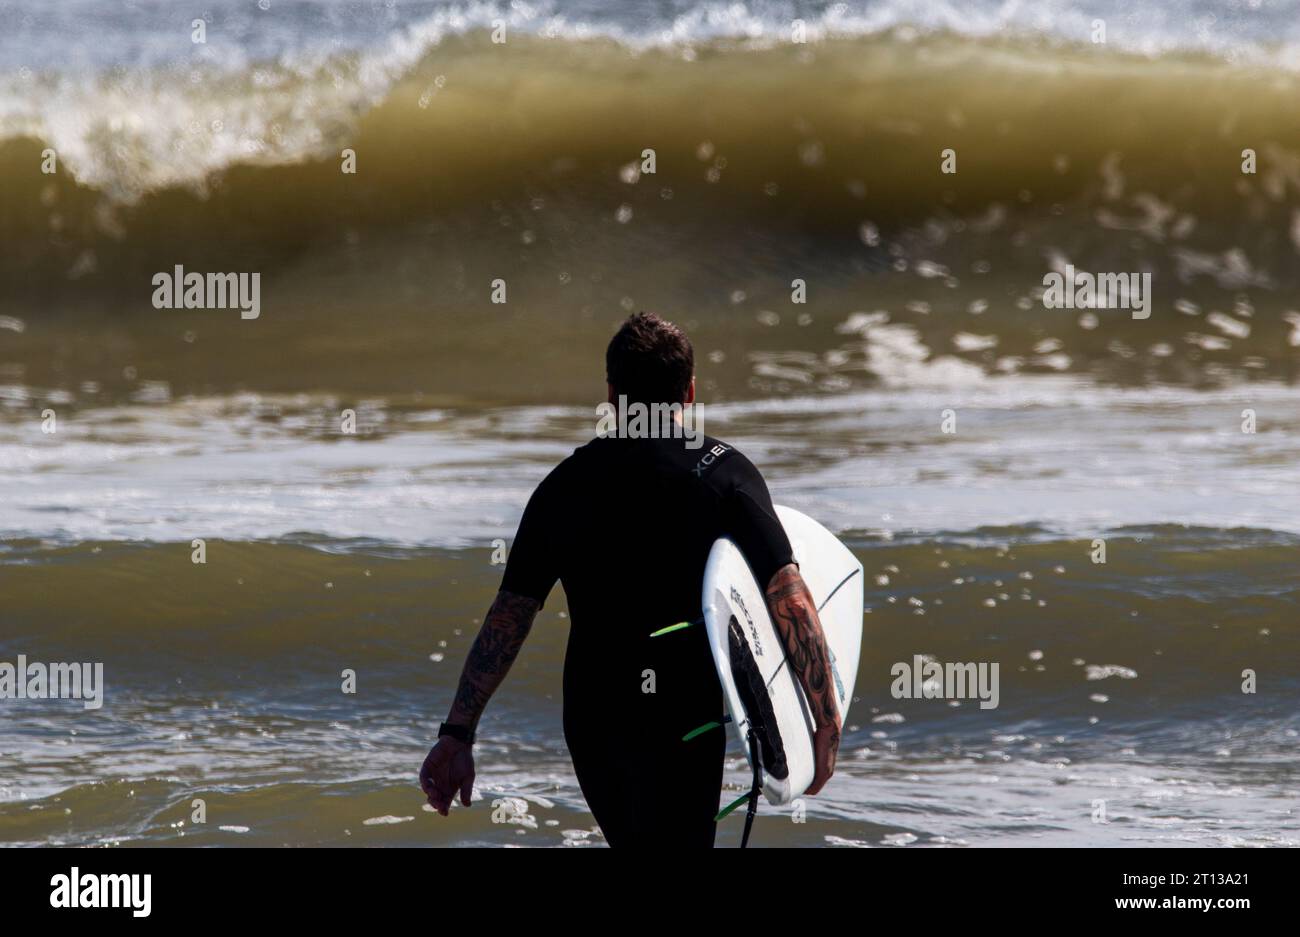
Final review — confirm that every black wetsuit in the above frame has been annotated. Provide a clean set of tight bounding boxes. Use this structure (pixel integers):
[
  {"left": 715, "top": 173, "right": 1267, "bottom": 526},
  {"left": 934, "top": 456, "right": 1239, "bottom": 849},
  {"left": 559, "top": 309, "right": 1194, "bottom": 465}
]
[{"left": 500, "top": 434, "right": 793, "bottom": 847}]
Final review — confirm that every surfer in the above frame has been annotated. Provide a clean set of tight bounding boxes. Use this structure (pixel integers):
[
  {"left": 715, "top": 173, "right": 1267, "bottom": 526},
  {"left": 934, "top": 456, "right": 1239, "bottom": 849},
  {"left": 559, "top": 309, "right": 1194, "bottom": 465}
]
[{"left": 419, "top": 312, "right": 840, "bottom": 846}]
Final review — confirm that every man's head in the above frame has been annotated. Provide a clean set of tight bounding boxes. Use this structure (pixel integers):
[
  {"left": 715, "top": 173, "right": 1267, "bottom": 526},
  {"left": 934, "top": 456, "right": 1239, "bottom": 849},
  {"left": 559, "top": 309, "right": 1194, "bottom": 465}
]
[{"left": 605, "top": 312, "right": 695, "bottom": 406}]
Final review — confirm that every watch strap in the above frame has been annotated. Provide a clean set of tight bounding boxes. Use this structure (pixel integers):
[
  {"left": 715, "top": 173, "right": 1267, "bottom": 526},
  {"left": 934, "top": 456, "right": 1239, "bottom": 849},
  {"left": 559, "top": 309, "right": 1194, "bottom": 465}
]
[{"left": 438, "top": 722, "right": 475, "bottom": 744}]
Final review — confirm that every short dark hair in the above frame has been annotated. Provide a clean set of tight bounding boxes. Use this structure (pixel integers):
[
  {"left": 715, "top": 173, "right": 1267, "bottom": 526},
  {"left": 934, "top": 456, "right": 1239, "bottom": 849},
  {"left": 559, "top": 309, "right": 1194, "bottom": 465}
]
[{"left": 606, "top": 312, "right": 694, "bottom": 405}]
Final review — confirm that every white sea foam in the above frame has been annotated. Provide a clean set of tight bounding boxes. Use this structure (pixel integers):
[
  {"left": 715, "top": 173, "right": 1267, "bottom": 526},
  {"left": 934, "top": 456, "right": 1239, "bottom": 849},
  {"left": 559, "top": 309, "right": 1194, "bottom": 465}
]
[{"left": 5, "top": 376, "right": 1300, "bottom": 546}]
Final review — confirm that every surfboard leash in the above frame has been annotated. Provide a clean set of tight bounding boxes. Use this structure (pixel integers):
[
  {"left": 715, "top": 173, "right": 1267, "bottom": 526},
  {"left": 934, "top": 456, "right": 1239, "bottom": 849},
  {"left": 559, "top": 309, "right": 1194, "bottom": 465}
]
[
  {"left": 708, "top": 725, "right": 763, "bottom": 847},
  {"left": 739, "top": 727, "right": 762, "bottom": 848}
]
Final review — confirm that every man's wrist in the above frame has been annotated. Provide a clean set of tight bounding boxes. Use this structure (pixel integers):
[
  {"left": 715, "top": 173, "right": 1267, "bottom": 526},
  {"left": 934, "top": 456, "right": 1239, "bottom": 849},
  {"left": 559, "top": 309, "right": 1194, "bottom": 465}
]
[{"left": 438, "top": 721, "right": 475, "bottom": 745}]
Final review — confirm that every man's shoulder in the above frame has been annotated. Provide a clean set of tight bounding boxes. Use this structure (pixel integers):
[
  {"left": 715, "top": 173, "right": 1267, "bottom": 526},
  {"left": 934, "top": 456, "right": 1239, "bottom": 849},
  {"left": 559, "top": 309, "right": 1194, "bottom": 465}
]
[
  {"left": 552, "top": 434, "right": 763, "bottom": 488},
  {"left": 687, "top": 436, "right": 758, "bottom": 487},
  {"left": 544, "top": 437, "right": 611, "bottom": 482},
  {"left": 564, "top": 436, "right": 606, "bottom": 465}
]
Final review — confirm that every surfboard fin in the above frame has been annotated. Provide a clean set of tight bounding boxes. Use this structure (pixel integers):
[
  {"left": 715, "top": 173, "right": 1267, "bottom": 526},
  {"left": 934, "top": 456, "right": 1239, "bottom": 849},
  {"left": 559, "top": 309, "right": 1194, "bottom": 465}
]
[
  {"left": 648, "top": 615, "right": 704, "bottom": 638},
  {"left": 649, "top": 621, "right": 694, "bottom": 637},
  {"left": 681, "top": 714, "right": 732, "bottom": 741},
  {"left": 714, "top": 792, "right": 751, "bottom": 822}
]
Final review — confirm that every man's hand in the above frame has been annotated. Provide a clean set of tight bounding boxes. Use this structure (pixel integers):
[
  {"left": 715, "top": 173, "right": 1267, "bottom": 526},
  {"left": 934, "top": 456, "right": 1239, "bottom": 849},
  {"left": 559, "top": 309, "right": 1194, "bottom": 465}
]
[
  {"left": 419, "top": 737, "right": 475, "bottom": 816},
  {"left": 807, "top": 721, "right": 840, "bottom": 796},
  {"left": 421, "top": 590, "right": 540, "bottom": 815}
]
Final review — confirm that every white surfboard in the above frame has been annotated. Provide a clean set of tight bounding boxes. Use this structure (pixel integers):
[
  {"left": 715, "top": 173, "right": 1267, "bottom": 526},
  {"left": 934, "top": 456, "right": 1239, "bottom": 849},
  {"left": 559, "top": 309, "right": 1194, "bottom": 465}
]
[{"left": 701, "top": 505, "right": 863, "bottom": 805}]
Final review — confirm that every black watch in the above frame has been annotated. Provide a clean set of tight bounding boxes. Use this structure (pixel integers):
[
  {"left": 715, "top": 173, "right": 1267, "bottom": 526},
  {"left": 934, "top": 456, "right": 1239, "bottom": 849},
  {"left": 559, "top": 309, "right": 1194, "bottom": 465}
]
[{"left": 438, "top": 722, "right": 475, "bottom": 744}]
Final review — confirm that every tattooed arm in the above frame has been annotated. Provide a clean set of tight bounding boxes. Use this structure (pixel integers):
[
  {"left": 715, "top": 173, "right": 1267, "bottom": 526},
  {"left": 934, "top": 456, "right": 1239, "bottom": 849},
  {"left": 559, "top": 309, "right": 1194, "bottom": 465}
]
[
  {"left": 446, "top": 590, "right": 540, "bottom": 729},
  {"left": 764, "top": 563, "right": 841, "bottom": 795},
  {"left": 419, "top": 589, "right": 540, "bottom": 814}
]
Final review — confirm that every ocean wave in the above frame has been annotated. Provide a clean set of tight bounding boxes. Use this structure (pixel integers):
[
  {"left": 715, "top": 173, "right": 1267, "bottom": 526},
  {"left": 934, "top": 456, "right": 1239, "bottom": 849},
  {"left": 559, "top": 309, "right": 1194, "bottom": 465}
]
[
  {"left": 5, "top": 1, "right": 1300, "bottom": 199},
  {"left": 3, "top": 14, "right": 1300, "bottom": 405},
  {"left": 3, "top": 30, "right": 1300, "bottom": 392}
]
